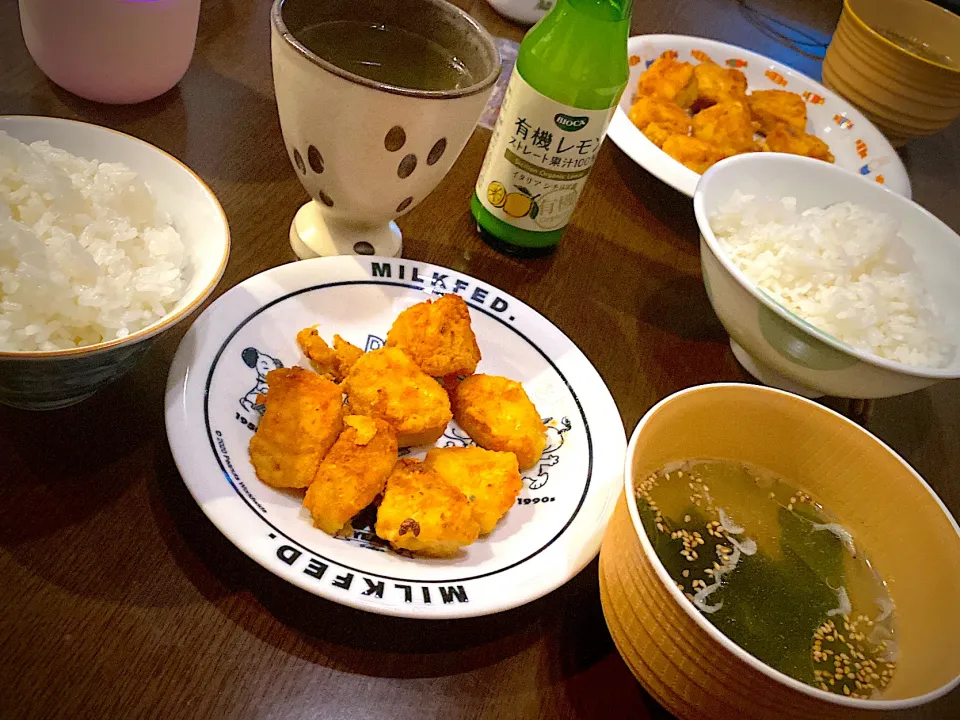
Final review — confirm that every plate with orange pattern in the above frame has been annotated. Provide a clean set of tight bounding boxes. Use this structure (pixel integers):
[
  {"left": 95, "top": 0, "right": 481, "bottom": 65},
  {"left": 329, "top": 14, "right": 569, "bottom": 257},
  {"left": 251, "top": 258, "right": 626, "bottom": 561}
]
[{"left": 607, "top": 35, "right": 909, "bottom": 198}]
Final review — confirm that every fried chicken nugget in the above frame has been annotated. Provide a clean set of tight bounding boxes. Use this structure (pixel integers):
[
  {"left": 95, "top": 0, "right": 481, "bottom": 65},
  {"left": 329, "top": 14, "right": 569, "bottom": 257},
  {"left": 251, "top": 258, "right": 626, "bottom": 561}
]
[
  {"left": 693, "top": 61, "right": 748, "bottom": 109},
  {"left": 333, "top": 335, "right": 364, "bottom": 375},
  {"left": 375, "top": 458, "right": 480, "bottom": 557},
  {"left": 342, "top": 347, "right": 452, "bottom": 447},
  {"left": 303, "top": 415, "right": 398, "bottom": 535},
  {"left": 451, "top": 374, "right": 546, "bottom": 471},
  {"left": 296, "top": 327, "right": 364, "bottom": 382},
  {"left": 643, "top": 122, "right": 682, "bottom": 148},
  {"left": 627, "top": 95, "right": 692, "bottom": 148},
  {"left": 748, "top": 89, "right": 807, "bottom": 134},
  {"left": 425, "top": 447, "right": 522, "bottom": 535},
  {"left": 692, "top": 101, "right": 757, "bottom": 156},
  {"left": 386, "top": 293, "right": 481, "bottom": 377},
  {"left": 639, "top": 55, "right": 699, "bottom": 109},
  {"left": 249, "top": 367, "right": 343, "bottom": 489},
  {"left": 662, "top": 134, "right": 725, "bottom": 174},
  {"left": 762, "top": 123, "right": 835, "bottom": 163}
]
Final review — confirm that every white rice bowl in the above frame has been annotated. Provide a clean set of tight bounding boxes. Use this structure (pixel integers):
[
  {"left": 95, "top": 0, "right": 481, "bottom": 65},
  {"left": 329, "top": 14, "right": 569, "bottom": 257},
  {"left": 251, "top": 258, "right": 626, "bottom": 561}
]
[
  {"left": 0, "top": 131, "right": 189, "bottom": 352},
  {"left": 710, "top": 192, "right": 953, "bottom": 369}
]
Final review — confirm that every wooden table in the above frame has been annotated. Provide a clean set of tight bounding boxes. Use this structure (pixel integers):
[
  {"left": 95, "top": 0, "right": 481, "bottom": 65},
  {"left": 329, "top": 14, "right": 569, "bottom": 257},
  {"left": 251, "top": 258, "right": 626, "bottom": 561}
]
[{"left": 2, "top": 1, "right": 958, "bottom": 717}]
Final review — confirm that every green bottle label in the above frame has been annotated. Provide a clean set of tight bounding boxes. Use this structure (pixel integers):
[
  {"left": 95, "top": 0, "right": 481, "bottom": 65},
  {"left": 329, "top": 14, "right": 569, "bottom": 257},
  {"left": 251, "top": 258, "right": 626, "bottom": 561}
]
[{"left": 475, "top": 69, "right": 615, "bottom": 233}]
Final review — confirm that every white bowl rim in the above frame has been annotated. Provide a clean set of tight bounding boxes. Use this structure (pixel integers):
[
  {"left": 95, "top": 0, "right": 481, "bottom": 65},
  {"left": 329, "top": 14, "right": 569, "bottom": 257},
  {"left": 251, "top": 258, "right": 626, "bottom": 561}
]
[
  {"left": 0, "top": 115, "right": 231, "bottom": 360},
  {"left": 694, "top": 153, "right": 960, "bottom": 380},
  {"left": 623, "top": 382, "right": 960, "bottom": 710}
]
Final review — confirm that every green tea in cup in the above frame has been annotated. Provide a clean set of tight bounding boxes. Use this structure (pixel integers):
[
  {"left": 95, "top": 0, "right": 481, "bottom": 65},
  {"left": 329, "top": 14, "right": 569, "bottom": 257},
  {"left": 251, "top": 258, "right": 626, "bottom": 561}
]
[{"left": 295, "top": 20, "right": 475, "bottom": 91}]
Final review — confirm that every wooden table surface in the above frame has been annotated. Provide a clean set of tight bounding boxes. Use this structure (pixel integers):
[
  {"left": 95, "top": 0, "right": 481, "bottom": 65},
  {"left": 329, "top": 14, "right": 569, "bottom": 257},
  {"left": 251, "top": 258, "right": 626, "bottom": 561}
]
[{"left": 2, "top": 0, "right": 958, "bottom": 718}]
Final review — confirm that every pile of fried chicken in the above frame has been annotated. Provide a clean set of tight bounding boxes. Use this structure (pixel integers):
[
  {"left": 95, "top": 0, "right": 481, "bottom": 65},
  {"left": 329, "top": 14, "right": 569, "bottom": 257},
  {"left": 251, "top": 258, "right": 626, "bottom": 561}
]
[
  {"left": 628, "top": 52, "right": 835, "bottom": 173},
  {"left": 248, "top": 294, "right": 547, "bottom": 558}
]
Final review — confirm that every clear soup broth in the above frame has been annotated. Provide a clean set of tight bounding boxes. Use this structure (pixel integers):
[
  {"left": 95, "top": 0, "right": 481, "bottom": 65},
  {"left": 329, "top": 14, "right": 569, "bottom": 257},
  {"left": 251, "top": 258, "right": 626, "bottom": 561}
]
[
  {"left": 875, "top": 27, "right": 959, "bottom": 69},
  {"left": 636, "top": 459, "right": 898, "bottom": 698}
]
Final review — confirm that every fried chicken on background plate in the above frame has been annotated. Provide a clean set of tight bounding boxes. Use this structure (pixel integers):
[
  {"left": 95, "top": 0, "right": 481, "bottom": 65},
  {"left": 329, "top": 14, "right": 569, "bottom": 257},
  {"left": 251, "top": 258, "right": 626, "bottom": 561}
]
[
  {"left": 747, "top": 89, "right": 808, "bottom": 134},
  {"left": 692, "top": 61, "right": 748, "bottom": 109},
  {"left": 638, "top": 54, "right": 699, "bottom": 109},
  {"left": 762, "top": 123, "right": 835, "bottom": 163},
  {"left": 661, "top": 135, "right": 726, "bottom": 174},
  {"left": 628, "top": 95, "right": 692, "bottom": 148},
  {"left": 692, "top": 100, "right": 757, "bottom": 156}
]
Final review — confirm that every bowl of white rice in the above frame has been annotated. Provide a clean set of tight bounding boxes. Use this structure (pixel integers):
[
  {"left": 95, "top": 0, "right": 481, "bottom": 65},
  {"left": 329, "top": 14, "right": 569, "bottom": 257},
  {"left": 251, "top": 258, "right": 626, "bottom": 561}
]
[
  {"left": 0, "top": 116, "right": 229, "bottom": 410},
  {"left": 693, "top": 153, "right": 960, "bottom": 399}
]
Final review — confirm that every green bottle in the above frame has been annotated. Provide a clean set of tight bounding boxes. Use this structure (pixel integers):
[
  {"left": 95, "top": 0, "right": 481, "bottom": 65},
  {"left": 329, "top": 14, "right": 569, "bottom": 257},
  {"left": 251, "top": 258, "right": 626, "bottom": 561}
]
[{"left": 471, "top": 0, "right": 631, "bottom": 256}]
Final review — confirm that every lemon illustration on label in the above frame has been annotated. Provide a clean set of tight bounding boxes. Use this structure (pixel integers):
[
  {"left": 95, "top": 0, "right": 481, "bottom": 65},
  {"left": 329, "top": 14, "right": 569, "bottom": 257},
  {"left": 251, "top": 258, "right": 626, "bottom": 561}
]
[
  {"left": 487, "top": 181, "right": 507, "bottom": 209},
  {"left": 504, "top": 186, "right": 540, "bottom": 219}
]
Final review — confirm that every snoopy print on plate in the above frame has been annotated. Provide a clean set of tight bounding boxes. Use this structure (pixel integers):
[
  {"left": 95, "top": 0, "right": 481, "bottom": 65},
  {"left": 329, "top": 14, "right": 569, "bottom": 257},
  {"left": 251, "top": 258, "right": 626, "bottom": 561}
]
[{"left": 166, "top": 256, "right": 626, "bottom": 618}]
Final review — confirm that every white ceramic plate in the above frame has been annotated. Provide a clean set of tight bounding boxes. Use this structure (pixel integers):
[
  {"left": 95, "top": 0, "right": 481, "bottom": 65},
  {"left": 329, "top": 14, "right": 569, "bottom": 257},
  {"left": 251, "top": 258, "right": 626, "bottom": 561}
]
[
  {"left": 606, "top": 35, "right": 911, "bottom": 199},
  {"left": 165, "top": 256, "right": 626, "bottom": 619}
]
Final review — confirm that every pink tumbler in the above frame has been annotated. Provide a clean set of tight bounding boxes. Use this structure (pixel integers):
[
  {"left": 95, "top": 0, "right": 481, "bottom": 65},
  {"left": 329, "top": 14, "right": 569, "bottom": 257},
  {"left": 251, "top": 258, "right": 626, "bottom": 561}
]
[{"left": 19, "top": 0, "right": 201, "bottom": 105}]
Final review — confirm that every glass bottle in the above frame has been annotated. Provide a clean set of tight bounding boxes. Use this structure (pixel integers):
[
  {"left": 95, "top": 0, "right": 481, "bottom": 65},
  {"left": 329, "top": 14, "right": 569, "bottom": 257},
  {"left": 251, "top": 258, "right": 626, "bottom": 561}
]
[{"left": 471, "top": 0, "right": 631, "bottom": 256}]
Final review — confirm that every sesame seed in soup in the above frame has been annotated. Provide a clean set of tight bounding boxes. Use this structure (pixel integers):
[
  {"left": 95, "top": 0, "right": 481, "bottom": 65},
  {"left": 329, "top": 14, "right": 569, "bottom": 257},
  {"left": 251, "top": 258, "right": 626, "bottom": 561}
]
[{"left": 635, "top": 459, "right": 898, "bottom": 698}]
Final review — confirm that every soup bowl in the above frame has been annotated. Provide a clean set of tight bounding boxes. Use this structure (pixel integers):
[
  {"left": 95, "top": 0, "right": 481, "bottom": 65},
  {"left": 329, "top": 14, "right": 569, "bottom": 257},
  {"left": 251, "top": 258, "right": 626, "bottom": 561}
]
[{"left": 599, "top": 383, "right": 960, "bottom": 719}]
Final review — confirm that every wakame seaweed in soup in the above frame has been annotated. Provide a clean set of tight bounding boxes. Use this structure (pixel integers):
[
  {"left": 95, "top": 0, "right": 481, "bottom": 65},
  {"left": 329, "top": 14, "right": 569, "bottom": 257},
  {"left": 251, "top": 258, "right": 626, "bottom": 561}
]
[{"left": 635, "top": 459, "right": 898, "bottom": 698}]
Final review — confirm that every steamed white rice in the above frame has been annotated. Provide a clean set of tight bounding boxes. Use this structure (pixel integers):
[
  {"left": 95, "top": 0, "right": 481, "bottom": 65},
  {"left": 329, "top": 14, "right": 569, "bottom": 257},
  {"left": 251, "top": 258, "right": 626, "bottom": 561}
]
[
  {"left": 0, "top": 131, "right": 188, "bottom": 352},
  {"left": 711, "top": 192, "right": 952, "bottom": 368}
]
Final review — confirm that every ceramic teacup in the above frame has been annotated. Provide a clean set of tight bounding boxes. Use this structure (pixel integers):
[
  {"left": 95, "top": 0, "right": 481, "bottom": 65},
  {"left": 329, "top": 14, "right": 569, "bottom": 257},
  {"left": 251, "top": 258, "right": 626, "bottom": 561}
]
[{"left": 270, "top": 0, "right": 500, "bottom": 258}]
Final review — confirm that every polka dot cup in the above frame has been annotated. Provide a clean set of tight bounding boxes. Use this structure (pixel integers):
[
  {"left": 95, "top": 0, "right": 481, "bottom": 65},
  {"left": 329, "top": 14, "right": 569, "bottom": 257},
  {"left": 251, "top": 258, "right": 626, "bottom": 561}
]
[{"left": 270, "top": 0, "right": 500, "bottom": 257}]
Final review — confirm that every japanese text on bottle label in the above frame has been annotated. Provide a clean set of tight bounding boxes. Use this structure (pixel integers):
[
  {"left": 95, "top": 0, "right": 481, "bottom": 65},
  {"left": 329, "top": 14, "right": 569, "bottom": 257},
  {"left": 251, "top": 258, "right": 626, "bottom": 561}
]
[{"left": 475, "top": 70, "right": 615, "bottom": 233}]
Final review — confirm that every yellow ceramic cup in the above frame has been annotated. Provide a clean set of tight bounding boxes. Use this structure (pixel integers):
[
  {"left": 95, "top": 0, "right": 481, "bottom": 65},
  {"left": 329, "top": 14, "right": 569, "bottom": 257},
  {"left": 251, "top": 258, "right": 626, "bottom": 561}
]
[
  {"left": 600, "top": 383, "right": 960, "bottom": 720},
  {"left": 823, "top": 0, "right": 960, "bottom": 147}
]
